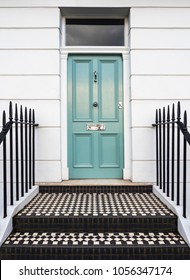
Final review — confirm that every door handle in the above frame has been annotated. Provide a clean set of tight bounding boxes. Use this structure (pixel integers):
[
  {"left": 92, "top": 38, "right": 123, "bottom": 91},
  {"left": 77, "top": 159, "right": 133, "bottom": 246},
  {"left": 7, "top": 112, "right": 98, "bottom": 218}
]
[{"left": 93, "top": 101, "right": 98, "bottom": 107}]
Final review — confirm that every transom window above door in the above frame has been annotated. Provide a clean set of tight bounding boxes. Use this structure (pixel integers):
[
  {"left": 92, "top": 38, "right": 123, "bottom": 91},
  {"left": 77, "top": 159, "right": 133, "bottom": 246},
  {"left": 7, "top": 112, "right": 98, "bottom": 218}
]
[{"left": 66, "top": 19, "right": 124, "bottom": 46}]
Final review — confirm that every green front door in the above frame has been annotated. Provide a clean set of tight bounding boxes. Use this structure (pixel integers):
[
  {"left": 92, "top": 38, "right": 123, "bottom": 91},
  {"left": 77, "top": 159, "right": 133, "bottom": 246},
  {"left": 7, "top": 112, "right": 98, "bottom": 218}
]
[{"left": 68, "top": 55, "right": 124, "bottom": 178}]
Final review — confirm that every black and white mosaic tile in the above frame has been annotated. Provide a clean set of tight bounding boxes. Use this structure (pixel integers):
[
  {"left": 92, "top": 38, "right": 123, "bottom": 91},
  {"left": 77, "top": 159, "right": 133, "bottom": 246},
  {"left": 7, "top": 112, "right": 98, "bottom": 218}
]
[
  {"left": 17, "top": 193, "right": 174, "bottom": 218},
  {"left": 4, "top": 232, "right": 186, "bottom": 247}
]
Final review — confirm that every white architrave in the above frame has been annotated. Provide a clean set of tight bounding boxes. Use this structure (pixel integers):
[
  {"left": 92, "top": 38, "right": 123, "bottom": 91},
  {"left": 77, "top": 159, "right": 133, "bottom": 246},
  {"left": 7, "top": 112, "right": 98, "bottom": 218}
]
[{"left": 60, "top": 47, "right": 130, "bottom": 180}]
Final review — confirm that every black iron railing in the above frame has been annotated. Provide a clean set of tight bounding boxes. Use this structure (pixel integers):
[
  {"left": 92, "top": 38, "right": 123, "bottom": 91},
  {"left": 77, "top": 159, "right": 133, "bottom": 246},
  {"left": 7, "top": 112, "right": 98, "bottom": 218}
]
[
  {"left": 0, "top": 102, "right": 38, "bottom": 218},
  {"left": 153, "top": 102, "right": 190, "bottom": 218}
]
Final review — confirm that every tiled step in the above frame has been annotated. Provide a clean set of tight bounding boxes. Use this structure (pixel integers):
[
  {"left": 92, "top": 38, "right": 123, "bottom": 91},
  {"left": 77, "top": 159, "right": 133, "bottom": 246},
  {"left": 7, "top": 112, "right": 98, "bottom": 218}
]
[
  {"left": 1, "top": 232, "right": 189, "bottom": 260},
  {"left": 13, "top": 192, "right": 177, "bottom": 233},
  {"left": 1, "top": 184, "right": 189, "bottom": 260}
]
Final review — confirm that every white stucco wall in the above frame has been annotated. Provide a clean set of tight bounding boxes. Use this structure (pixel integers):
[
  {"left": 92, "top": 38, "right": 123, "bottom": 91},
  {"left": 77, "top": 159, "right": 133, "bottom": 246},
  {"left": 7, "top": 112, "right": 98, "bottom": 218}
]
[
  {"left": 0, "top": 7, "right": 62, "bottom": 183},
  {"left": 129, "top": 7, "right": 190, "bottom": 183}
]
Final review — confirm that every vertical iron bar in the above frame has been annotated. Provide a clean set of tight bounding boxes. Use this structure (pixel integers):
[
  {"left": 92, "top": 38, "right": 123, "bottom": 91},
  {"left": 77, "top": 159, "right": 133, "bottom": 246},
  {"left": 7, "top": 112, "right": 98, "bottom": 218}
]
[
  {"left": 162, "top": 107, "right": 166, "bottom": 193},
  {"left": 159, "top": 109, "right": 162, "bottom": 189},
  {"left": 9, "top": 102, "right": 14, "bottom": 205},
  {"left": 29, "top": 109, "right": 32, "bottom": 189},
  {"left": 32, "top": 110, "right": 36, "bottom": 185},
  {"left": 171, "top": 104, "right": 175, "bottom": 201},
  {"left": 15, "top": 104, "right": 19, "bottom": 201},
  {"left": 177, "top": 102, "right": 181, "bottom": 205},
  {"left": 167, "top": 106, "right": 170, "bottom": 197},
  {"left": 3, "top": 111, "right": 7, "bottom": 218},
  {"left": 183, "top": 111, "right": 187, "bottom": 218},
  {"left": 155, "top": 110, "right": 159, "bottom": 186},
  {"left": 20, "top": 106, "right": 24, "bottom": 197},
  {"left": 25, "top": 107, "right": 28, "bottom": 193}
]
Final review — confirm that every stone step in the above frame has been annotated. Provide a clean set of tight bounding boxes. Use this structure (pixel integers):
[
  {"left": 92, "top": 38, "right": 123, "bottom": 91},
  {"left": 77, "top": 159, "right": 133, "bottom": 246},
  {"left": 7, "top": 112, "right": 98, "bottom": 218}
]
[{"left": 1, "top": 232, "right": 189, "bottom": 260}]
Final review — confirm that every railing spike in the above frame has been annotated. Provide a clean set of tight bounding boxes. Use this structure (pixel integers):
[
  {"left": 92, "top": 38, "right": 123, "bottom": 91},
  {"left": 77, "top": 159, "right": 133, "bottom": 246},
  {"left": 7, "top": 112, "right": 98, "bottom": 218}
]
[
  {"left": 20, "top": 105, "right": 23, "bottom": 121},
  {"left": 172, "top": 103, "right": 175, "bottom": 120},
  {"left": 29, "top": 109, "right": 32, "bottom": 123},
  {"left": 184, "top": 110, "right": 187, "bottom": 127},
  {"left": 159, "top": 108, "right": 162, "bottom": 123},
  {"left": 9, "top": 101, "right": 13, "bottom": 120},
  {"left": 15, "top": 104, "right": 18, "bottom": 121},
  {"left": 155, "top": 109, "right": 158, "bottom": 123},
  {"left": 177, "top": 101, "right": 181, "bottom": 120},
  {"left": 2, "top": 111, "right": 6, "bottom": 127},
  {"left": 163, "top": 107, "right": 165, "bottom": 122},
  {"left": 167, "top": 105, "right": 170, "bottom": 121},
  {"left": 32, "top": 109, "right": 35, "bottom": 124},
  {"left": 25, "top": 107, "right": 27, "bottom": 121}
]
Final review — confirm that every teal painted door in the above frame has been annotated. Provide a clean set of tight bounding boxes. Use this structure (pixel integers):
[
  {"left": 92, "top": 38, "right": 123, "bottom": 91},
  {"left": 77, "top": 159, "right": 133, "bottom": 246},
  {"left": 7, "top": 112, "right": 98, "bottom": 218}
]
[{"left": 68, "top": 55, "right": 123, "bottom": 178}]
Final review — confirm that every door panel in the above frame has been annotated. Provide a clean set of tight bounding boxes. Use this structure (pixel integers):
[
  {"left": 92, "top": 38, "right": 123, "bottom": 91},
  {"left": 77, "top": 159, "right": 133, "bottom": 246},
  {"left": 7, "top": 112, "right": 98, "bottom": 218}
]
[
  {"left": 68, "top": 55, "right": 123, "bottom": 178},
  {"left": 73, "top": 59, "right": 93, "bottom": 121},
  {"left": 98, "top": 59, "right": 118, "bottom": 121},
  {"left": 99, "top": 133, "right": 120, "bottom": 168},
  {"left": 73, "top": 133, "right": 94, "bottom": 168}
]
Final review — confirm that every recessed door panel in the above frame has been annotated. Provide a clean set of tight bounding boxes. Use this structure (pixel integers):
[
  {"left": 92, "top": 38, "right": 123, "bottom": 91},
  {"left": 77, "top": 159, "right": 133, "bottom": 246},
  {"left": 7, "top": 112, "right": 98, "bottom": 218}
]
[
  {"left": 99, "top": 133, "right": 120, "bottom": 167},
  {"left": 73, "top": 133, "right": 94, "bottom": 168},
  {"left": 98, "top": 60, "right": 118, "bottom": 121},
  {"left": 68, "top": 55, "right": 123, "bottom": 178},
  {"left": 73, "top": 60, "right": 93, "bottom": 121}
]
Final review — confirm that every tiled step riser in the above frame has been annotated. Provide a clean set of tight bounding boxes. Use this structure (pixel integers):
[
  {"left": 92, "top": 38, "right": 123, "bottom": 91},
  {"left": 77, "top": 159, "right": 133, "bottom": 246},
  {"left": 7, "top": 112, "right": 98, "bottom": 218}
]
[
  {"left": 1, "top": 247, "right": 189, "bottom": 260},
  {"left": 13, "top": 217, "right": 178, "bottom": 233},
  {"left": 39, "top": 185, "right": 153, "bottom": 194}
]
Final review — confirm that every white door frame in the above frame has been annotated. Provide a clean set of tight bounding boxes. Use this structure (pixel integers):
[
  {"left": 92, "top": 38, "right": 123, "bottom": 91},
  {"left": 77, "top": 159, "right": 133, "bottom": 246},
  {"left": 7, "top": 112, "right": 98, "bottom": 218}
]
[{"left": 60, "top": 46, "right": 131, "bottom": 180}]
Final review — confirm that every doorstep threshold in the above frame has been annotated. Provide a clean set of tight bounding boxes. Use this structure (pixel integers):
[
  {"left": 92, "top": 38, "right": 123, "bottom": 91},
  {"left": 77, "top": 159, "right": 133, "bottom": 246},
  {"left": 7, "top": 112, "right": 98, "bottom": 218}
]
[{"left": 38, "top": 179, "right": 152, "bottom": 186}]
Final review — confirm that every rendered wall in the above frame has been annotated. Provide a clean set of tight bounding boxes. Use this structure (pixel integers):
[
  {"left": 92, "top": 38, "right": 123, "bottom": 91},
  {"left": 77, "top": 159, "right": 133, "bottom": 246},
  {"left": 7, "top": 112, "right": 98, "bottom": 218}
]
[
  {"left": 0, "top": 8, "right": 62, "bottom": 183},
  {"left": 129, "top": 8, "right": 190, "bottom": 183}
]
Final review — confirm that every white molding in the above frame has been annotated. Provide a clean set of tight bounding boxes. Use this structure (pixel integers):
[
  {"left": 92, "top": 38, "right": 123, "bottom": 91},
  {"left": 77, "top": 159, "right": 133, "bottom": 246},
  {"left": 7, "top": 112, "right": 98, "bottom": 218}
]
[
  {"left": 2, "top": 0, "right": 190, "bottom": 8},
  {"left": 60, "top": 50, "right": 69, "bottom": 180},
  {"left": 61, "top": 46, "right": 129, "bottom": 55},
  {"left": 0, "top": 186, "right": 39, "bottom": 246},
  {"left": 60, "top": 47, "right": 130, "bottom": 180},
  {"left": 153, "top": 185, "right": 190, "bottom": 247}
]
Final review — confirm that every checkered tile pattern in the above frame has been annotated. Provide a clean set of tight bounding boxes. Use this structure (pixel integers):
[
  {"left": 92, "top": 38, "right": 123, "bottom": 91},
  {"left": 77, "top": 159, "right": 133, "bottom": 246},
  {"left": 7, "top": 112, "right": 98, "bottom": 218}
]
[
  {"left": 17, "top": 193, "right": 174, "bottom": 217},
  {"left": 4, "top": 232, "right": 185, "bottom": 246}
]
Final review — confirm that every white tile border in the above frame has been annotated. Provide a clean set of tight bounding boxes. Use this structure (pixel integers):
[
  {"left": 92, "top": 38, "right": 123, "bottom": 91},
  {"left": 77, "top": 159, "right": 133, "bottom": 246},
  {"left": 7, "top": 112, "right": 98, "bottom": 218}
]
[
  {"left": 0, "top": 186, "right": 39, "bottom": 247},
  {"left": 153, "top": 185, "right": 190, "bottom": 247}
]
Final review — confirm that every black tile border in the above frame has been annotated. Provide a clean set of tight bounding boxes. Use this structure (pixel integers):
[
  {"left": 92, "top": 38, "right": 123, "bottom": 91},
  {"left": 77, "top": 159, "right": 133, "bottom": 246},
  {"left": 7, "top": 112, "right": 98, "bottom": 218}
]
[
  {"left": 1, "top": 245, "right": 190, "bottom": 260},
  {"left": 39, "top": 185, "right": 153, "bottom": 194},
  {"left": 13, "top": 216, "right": 177, "bottom": 233}
]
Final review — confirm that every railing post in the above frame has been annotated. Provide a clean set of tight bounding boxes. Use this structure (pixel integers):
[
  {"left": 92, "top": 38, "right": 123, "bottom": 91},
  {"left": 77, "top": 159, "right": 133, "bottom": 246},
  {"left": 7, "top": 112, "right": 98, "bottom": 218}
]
[
  {"left": 15, "top": 104, "right": 19, "bottom": 201},
  {"left": 3, "top": 111, "right": 7, "bottom": 218},
  {"left": 29, "top": 109, "right": 32, "bottom": 189},
  {"left": 32, "top": 110, "right": 36, "bottom": 185},
  {"left": 162, "top": 107, "right": 166, "bottom": 193},
  {"left": 20, "top": 106, "right": 24, "bottom": 197},
  {"left": 171, "top": 104, "right": 175, "bottom": 201},
  {"left": 155, "top": 109, "right": 159, "bottom": 186},
  {"left": 159, "top": 109, "right": 162, "bottom": 189},
  {"left": 25, "top": 107, "right": 28, "bottom": 193},
  {"left": 183, "top": 111, "right": 187, "bottom": 218},
  {"left": 9, "top": 101, "right": 14, "bottom": 205},
  {"left": 166, "top": 106, "right": 170, "bottom": 197},
  {"left": 177, "top": 102, "right": 181, "bottom": 205}
]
